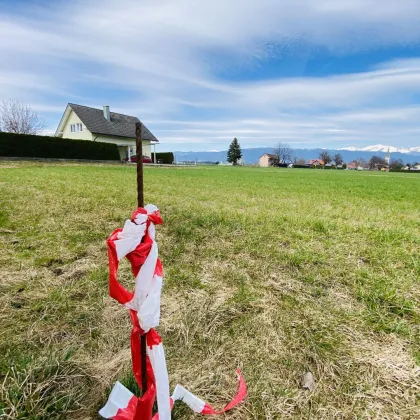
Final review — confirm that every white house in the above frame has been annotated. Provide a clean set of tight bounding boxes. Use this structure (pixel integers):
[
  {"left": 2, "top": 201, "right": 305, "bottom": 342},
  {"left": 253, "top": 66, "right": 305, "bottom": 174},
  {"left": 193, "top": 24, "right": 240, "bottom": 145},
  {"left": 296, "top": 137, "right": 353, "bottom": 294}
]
[
  {"left": 55, "top": 103, "right": 158, "bottom": 160},
  {"left": 259, "top": 153, "right": 279, "bottom": 167}
]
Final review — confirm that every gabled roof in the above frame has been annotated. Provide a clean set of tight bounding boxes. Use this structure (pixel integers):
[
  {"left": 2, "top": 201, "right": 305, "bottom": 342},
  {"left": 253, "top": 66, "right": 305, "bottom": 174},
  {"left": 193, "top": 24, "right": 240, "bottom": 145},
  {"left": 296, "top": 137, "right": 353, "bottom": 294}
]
[
  {"left": 261, "top": 153, "right": 278, "bottom": 159},
  {"left": 55, "top": 103, "right": 158, "bottom": 141},
  {"left": 309, "top": 159, "right": 324, "bottom": 165}
]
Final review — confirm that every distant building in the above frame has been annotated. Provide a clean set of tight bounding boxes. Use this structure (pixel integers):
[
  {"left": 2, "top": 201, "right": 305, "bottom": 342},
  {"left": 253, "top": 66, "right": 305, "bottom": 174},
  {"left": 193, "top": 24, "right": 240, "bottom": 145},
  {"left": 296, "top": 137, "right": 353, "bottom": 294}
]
[
  {"left": 309, "top": 159, "right": 324, "bottom": 167},
  {"left": 347, "top": 162, "right": 357, "bottom": 170},
  {"left": 259, "top": 153, "right": 279, "bottom": 167},
  {"left": 357, "top": 164, "right": 370, "bottom": 171}
]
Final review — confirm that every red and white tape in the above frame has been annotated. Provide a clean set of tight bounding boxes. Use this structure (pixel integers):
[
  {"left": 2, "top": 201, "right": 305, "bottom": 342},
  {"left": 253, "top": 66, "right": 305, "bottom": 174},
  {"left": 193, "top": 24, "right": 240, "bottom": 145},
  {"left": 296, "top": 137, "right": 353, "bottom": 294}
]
[{"left": 100, "top": 205, "right": 246, "bottom": 420}]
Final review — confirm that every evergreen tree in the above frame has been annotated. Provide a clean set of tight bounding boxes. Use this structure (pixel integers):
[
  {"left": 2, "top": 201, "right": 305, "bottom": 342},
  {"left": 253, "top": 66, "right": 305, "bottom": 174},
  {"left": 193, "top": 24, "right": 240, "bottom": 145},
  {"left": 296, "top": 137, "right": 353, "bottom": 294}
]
[{"left": 227, "top": 138, "right": 242, "bottom": 165}]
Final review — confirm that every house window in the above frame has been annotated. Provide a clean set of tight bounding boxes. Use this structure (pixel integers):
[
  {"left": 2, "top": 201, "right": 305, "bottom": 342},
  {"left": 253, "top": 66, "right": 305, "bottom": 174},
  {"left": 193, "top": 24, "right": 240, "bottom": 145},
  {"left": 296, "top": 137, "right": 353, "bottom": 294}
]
[{"left": 70, "top": 123, "right": 83, "bottom": 132}]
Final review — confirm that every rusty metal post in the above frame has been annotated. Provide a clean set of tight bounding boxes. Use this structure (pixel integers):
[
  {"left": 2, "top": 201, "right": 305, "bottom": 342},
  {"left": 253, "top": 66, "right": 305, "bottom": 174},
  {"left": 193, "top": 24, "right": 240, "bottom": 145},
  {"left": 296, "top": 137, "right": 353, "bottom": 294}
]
[
  {"left": 136, "top": 122, "right": 144, "bottom": 209},
  {"left": 135, "top": 122, "right": 148, "bottom": 394}
]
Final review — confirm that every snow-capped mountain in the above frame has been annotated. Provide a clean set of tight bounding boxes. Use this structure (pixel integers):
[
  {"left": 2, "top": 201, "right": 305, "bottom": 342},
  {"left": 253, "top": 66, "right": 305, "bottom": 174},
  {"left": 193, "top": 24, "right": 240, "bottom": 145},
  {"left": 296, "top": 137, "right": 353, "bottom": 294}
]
[{"left": 338, "top": 144, "right": 420, "bottom": 154}]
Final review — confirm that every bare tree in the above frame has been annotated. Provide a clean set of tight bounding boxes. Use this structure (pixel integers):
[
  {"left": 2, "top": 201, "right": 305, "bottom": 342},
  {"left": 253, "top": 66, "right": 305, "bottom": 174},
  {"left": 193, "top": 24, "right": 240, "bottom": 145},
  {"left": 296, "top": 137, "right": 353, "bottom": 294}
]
[
  {"left": 295, "top": 158, "right": 307, "bottom": 165},
  {"left": 389, "top": 158, "right": 404, "bottom": 170},
  {"left": 0, "top": 99, "right": 46, "bottom": 135},
  {"left": 319, "top": 151, "right": 332, "bottom": 165},
  {"left": 333, "top": 153, "right": 343, "bottom": 166},
  {"left": 273, "top": 142, "right": 294, "bottom": 164},
  {"left": 369, "top": 155, "right": 386, "bottom": 170},
  {"left": 356, "top": 157, "right": 367, "bottom": 167}
]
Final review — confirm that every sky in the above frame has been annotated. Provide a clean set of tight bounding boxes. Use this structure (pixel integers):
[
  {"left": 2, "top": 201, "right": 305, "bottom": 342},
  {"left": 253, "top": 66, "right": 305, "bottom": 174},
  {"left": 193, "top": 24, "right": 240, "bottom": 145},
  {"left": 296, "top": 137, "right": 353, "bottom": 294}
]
[{"left": 2, "top": 0, "right": 420, "bottom": 152}]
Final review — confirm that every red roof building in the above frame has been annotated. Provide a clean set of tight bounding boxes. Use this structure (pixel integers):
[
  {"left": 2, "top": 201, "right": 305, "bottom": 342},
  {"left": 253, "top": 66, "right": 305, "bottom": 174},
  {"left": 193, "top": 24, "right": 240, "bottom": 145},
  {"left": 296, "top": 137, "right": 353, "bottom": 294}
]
[{"left": 309, "top": 159, "right": 325, "bottom": 166}]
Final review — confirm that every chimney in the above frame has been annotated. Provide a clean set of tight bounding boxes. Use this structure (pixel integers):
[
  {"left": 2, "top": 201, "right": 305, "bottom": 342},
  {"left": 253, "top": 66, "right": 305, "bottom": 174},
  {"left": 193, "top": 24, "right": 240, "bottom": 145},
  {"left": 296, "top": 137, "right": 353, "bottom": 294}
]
[{"left": 103, "top": 105, "right": 110, "bottom": 121}]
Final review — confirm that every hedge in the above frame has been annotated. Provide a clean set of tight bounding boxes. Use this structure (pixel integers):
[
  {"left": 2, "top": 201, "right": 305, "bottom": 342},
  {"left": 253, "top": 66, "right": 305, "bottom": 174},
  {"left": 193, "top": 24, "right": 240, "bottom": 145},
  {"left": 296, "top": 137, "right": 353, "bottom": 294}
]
[
  {"left": 0, "top": 132, "right": 120, "bottom": 160},
  {"left": 389, "top": 168, "right": 420, "bottom": 173},
  {"left": 152, "top": 152, "right": 174, "bottom": 164}
]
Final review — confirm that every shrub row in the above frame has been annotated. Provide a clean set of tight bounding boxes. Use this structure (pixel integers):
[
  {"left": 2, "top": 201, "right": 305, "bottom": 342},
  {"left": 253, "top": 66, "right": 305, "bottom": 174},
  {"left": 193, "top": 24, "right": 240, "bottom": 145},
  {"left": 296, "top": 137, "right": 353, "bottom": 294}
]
[
  {"left": 389, "top": 168, "right": 420, "bottom": 173},
  {"left": 292, "top": 164, "right": 310, "bottom": 169},
  {"left": 312, "top": 165, "right": 346, "bottom": 170},
  {"left": 0, "top": 132, "right": 120, "bottom": 160},
  {"left": 152, "top": 152, "right": 174, "bottom": 164},
  {"left": 273, "top": 164, "right": 346, "bottom": 169}
]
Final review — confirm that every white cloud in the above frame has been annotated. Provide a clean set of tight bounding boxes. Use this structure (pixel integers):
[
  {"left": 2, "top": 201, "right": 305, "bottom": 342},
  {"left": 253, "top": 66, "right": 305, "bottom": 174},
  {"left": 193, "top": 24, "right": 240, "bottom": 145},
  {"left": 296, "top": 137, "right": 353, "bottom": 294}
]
[{"left": 1, "top": 1, "right": 420, "bottom": 150}]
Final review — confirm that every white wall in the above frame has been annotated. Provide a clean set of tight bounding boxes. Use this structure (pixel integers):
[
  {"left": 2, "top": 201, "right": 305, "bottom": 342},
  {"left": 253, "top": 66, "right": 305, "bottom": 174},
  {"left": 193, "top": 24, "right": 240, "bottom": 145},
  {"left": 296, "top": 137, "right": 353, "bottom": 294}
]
[
  {"left": 93, "top": 134, "right": 136, "bottom": 147},
  {"left": 259, "top": 154, "right": 270, "bottom": 167},
  {"left": 143, "top": 143, "right": 151, "bottom": 157},
  {"left": 62, "top": 110, "right": 92, "bottom": 140},
  {"left": 93, "top": 135, "right": 152, "bottom": 158}
]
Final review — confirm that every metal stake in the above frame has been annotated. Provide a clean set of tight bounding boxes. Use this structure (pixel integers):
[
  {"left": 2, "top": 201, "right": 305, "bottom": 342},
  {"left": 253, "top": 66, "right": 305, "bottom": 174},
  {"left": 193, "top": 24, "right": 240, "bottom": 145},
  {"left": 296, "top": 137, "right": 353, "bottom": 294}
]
[{"left": 135, "top": 122, "right": 148, "bottom": 394}]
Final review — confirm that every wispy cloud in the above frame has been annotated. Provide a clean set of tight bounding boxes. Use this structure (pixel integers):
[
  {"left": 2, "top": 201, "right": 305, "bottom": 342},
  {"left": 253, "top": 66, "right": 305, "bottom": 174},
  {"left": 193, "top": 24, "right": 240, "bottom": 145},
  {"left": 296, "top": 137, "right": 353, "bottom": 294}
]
[{"left": 1, "top": 0, "right": 420, "bottom": 150}]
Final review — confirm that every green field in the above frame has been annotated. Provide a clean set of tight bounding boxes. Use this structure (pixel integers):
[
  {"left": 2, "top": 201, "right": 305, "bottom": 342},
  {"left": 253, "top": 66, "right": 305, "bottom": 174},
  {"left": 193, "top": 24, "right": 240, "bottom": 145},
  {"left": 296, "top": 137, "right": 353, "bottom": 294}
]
[{"left": 1, "top": 163, "right": 419, "bottom": 419}]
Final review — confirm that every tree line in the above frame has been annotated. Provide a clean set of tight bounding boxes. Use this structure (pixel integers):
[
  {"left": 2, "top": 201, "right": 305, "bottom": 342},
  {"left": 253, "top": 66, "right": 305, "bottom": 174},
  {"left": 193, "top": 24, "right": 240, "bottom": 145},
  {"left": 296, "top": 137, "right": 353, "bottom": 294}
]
[
  {"left": 273, "top": 143, "right": 345, "bottom": 166},
  {"left": 274, "top": 144, "right": 345, "bottom": 166},
  {"left": 226, "top": 138, "right": 416, "bottom": 169}
]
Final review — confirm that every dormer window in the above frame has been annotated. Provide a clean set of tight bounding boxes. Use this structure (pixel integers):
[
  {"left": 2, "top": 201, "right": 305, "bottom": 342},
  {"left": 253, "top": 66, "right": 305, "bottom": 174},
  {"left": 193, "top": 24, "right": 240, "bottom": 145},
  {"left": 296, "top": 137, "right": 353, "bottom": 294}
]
[{"left": 70, "top": 123, "right": 83, "bottom": 132}]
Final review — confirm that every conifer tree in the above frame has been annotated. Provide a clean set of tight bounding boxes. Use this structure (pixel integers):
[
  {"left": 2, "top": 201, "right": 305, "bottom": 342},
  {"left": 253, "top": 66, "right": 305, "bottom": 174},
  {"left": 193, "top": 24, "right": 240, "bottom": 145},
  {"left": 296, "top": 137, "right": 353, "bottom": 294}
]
[{"left": 227, "top": 138, "right": 242, "bottom": 165}]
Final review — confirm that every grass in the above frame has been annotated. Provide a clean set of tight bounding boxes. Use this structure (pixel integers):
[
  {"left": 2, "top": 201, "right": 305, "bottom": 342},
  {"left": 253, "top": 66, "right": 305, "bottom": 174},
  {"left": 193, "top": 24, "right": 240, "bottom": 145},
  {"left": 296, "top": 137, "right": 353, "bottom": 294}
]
[{"left": 0, "top": 162, "right": 419, "bottom": 419}]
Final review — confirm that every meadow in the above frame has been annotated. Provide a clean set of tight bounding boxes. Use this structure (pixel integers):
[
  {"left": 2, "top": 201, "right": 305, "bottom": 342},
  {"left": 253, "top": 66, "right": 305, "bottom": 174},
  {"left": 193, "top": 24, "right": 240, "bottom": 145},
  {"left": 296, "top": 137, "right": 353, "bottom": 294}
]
[{"left": 0, "top": 162, "right": 419, "bottom": 419}]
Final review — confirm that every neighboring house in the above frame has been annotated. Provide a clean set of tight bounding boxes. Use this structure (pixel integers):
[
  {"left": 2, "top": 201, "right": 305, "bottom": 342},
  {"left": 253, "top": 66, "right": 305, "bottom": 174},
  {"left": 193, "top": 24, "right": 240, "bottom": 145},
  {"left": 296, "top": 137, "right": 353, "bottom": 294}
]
[
  {"left": 55, "top": 103, "right": 158, "bottom": 160},
  {"left": 309, "top": 159, "right": 324, "bottom": 167},
  {"left": 347, "top": 162, "right": 357, "bottom": 170},
  {"left": 357, "top": 164, "right": 370, "bottom": 171},
  {"left": 259, "top": 153, "right": 279, "bottom": 167}
]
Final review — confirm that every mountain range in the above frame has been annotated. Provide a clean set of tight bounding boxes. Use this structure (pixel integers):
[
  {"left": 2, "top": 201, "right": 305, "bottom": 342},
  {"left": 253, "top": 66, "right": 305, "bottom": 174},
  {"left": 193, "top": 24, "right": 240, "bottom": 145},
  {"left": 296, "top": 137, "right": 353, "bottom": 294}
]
[
  {"left": 338, "top": 144, "right": 420, "bottom": 154},
  {"left": 173, "top": 145, "right": 420, "bottom": 165}
]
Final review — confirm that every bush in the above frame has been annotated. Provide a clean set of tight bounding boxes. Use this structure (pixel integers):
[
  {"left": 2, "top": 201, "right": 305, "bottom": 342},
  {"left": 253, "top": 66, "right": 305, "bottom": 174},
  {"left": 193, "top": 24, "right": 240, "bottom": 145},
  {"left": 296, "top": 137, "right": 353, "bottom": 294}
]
[
  {"left": 151, "top": 152, "right": 174, "bottom": 164},
  {"left": 0, "top": 132, "right": 120, "bottom": 160},
  {"left": 389, "top": 168, "right": 420, "bottom": 173}
]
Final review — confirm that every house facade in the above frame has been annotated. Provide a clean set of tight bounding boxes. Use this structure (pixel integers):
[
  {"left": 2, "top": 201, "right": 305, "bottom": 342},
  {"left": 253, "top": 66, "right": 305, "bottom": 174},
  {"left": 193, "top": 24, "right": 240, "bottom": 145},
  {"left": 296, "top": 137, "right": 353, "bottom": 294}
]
[
  {"left": 55, "top": 104, "right": 158, "bottom": 160},
  {"left": 259, "top": 153, "right": 279, "bottom": 167}
]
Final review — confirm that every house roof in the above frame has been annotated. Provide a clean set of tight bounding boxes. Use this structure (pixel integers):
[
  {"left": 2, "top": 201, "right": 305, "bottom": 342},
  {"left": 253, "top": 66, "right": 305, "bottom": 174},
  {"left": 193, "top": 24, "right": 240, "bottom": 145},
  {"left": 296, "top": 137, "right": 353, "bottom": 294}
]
[
  {"left": 261, "top": 153, "right": 278, "bottom": 159},
  {"left": 309, "top": 159, "right": 324, "bottom": 165},
  {"left": 56, "top": 103, "right": 158, "bottom": 141}
]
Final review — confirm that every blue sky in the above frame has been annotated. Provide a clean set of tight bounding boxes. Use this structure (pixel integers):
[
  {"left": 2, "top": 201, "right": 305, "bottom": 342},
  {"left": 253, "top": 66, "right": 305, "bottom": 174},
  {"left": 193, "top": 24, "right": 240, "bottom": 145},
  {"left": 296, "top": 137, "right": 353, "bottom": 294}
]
[{"left": 2, "top": 0, "right": 420, "bottom": 151}]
